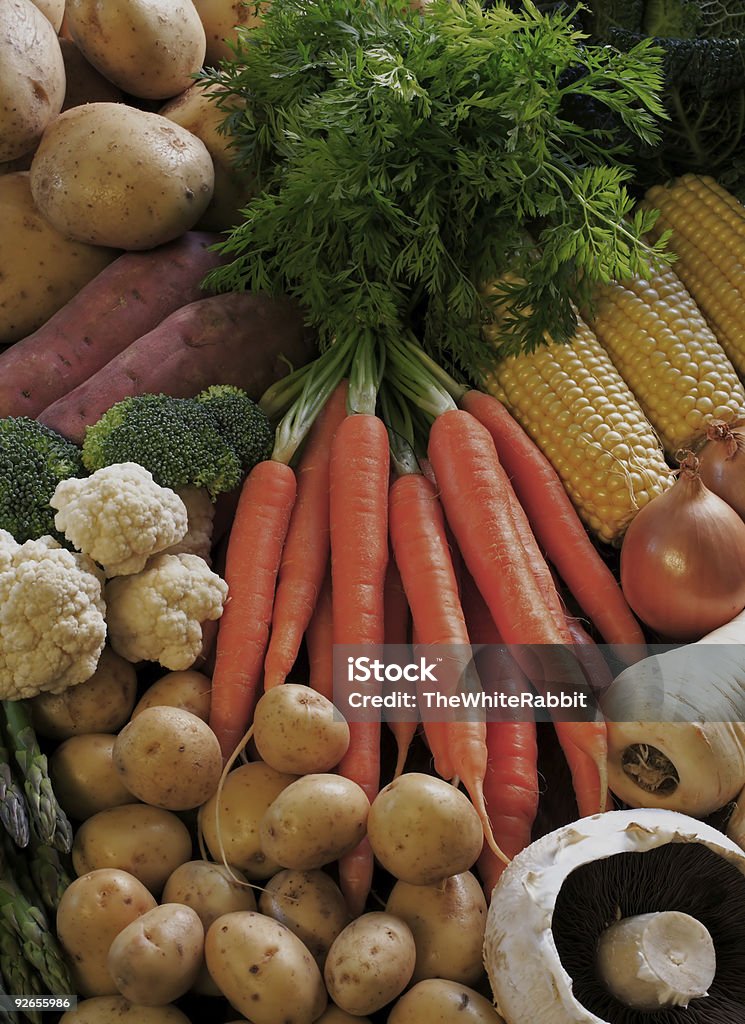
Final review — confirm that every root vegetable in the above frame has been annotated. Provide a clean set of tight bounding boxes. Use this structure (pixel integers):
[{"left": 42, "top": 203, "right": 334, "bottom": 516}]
[
  {"left": 324, "top": 912, "right": 416, "bottom": 1017},
  {"left": 251, "top": 684, "right": 350, "bottom": 775}
]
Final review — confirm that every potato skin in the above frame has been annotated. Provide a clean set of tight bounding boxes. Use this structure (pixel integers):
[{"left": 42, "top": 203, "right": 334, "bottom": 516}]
[
  {"left": 72, "top": 804, "right": 193, "bottom": 894},
  {"left": 385, "top": 871, "right": 487, "bottom": 986},
  {"left": 50, "top": 734, "right": 138, "bottom": 821},
  {"left": 56, "top": 868, "right": 157, "bottom": 997},
  {"left": 31, "top": 647, "right": 137, "bottom": 740},
  {"left": 251, "top": 684, "right": 350, "bottom": 775},
  {"left": 0, "top": 0, "right": 65, "bottom": 161},
  {"left": 65, "top": 0, "right": 206, "bottom": 100},
  {"left": 0, "top": 172, "right": 116, "bottom": 344},
  {"left": 113, "top": 706, "right": 222, "bottom": 811},
  {"left": 387, "top": 979, "right": 506, "bottom": 1024},
  {"left": 204, "top": 911, "right": 327, "bottom": 1024},
  {"left": 107, "top": 903, "right": 204, "bottom": 1005},
  {"left": 60, "top": 997, "right": 192, "bottom": 1023},
  {"left": 30, "top": 104, "right": 215, "bottom": 250},
  {"left": 132, "top": 670, "right": 212, "bottom": 722},
  {"left": 258, "top": 869, "right": 351, "bottom": 969},
  {"left": 324, "top": 912, "right": 416, "bottom": 1016},
  {"left": 193, "top": 0, "right": 266, "bottom": 66}
]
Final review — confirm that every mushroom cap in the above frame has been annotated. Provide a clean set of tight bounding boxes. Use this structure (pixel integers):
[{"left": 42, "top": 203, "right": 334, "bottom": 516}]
[{"left": 483, "top": 808, "right": 745, "bottom": 1024}]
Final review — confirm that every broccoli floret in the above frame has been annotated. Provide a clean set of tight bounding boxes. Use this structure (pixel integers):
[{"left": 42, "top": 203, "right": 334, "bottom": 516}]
[
  {"left": 82, "top": 394, "right": 244, "bottom": 499},
  {"left": 196, "top": 385, "right": 274, "bottom": 470},
  {"left": 0, "top": 417, "right": 85, "bottom": 543}
]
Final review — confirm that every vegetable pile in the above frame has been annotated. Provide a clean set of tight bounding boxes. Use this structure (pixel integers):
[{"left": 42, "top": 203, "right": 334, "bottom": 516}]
[{"left": 5, "top": 1, "right": 745, "bottom": 1023}]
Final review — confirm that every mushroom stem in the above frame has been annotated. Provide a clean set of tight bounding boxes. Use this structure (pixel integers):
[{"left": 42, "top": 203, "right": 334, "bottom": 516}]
[{"left": 596, "top": 910, "right": 716, "bottom": 1010}]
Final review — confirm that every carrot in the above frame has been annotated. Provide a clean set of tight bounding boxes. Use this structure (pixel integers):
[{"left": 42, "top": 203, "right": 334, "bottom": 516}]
[
  {"left": 428, "top": 409, "right": 608, "bottom": 815},
  {"left": 460, "top": 389, "right": 645, "bottom": 652},
  {"left": 305, "top": 564, "right": 334, "bottom": 702},
  {"left": 38, "top": 292, "right": 314, "bottom": 443},
  {"left": 383, "top": 555, "right": 417, "bottom": 778},
  {"left": 208, "top": 460, "right": 297, "bottom": 761},
  {"left": 460, "top": 568, "right": 539, "bottom": 897},
  {"left": 389, "top": 470, "right": 507, "bottom": 863},
  {"left": 0, "top": 232, "right": 225, "bottom": 418},
  {"left": 330, "top": 413, "right": 390, "bottom": 916},
  {"left": 264, "top": 380, "right": 348, "bottom": 689},
  {"left": 411, "top": 622, "right": 454, "bottom": 783}
]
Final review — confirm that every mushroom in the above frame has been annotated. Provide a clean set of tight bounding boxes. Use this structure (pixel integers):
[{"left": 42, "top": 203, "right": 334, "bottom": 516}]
[{"left": 483, "top": 808, "right": 745, "bottom": 1024}]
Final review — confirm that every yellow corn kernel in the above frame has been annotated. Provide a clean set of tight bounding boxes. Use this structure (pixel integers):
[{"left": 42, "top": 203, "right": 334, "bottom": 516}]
[
  {"left": 645, "top": 174, "right": 745, "bottom": 377},
  {"left": 584, "top": 265, "right": 745, "bottom": 456},
  {"left": 483, "top": 314, "right": 673, "bottom": 545}
]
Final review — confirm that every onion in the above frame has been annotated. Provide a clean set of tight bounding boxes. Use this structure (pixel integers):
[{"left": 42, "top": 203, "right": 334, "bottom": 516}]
[
  {"left": 698, "top": 418, "right": 745, "bottom": 519},
  {"left": 620, "top": 451, "right": 745, "bottom": 641}
]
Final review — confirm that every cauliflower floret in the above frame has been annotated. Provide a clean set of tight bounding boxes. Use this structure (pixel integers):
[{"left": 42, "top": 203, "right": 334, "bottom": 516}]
[
  {"left": 105, "top": 553, "right": 228, "bottom": 671},
  {"left": 51, "top": 463, "right": 189, "bottom": 577},
  {"left": 0, "top": 532, "right": 107, "bottom": 700},
  {"left": 163, "top": 486, "right": 216, "bottom": 564}
]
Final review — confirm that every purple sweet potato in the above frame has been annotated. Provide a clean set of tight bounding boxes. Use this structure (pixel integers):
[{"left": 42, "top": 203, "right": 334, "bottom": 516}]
[
  {"left": 37, "top": 291, "right": 315, "bottom": 443},
  {"left": 0, "top": 231, "right": 226, "bottom": 418}
]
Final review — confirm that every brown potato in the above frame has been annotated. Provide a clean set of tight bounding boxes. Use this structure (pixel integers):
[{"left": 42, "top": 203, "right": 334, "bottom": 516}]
[
  {"left": 324, "top": 912, "right": 416, "bottom": 1016},
  {"left": 30, "top": 104, "right": 214, "bottom": 250},
  {"left": 250, "top": 684, "right": 350, "bottom": 775},
  {"left": 113, "top": 706, "right": 222, "bottom": 811},
  {"left": 107, "top": 903, "right": 204, "bottom": 1005},
  {"left": 50, "top": 734, "right": 138, "bottom": 821},
  {"left": 131, "top": 670, "right": 211, "bottom": 722},
  {"left": 60, "top": 998, "right": 192, "bottom": 1023},
  {"left": 30, "top": 0, "right": 65, "bottom": 30},
  {"left": 193, "top": 0, "right": 267, "bottom": 66},
  {"left": 72, "top": 804, "right": 193, "bottom": 894},
  {"left": 316, "top": 1008, "right": 372, "bottom": 1024},
  {"left": 56, "top": 869, "right": 157, "bottom": 997},
  {"left": 259, "top": 869, "right": 351, "bottom": 969},
  {"left": 387, "top": 979, "right": 506, "bottom": 1023},
  {"left": 31, "top": 647, "right": 137, "bottom": 740}
]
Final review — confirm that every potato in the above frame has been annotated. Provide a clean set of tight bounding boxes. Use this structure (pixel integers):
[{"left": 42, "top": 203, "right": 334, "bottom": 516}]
[
  {"left": 0, "top": 0, "right": 65, "bottom": 162},
  {"left": 250, "top": 684, "right": 350, "bottom": 775},
  {"left": 324, "top": 912, "right": 416, "bottom": 1016},
  {"left": 29, "top": 0, "right": 65, "bottom": 30},
  {"left": 160, "top": 81, "right": 252, "bottom": 232},
  {"left": 387, "top": 980, "right": 506, "bottom": 1023},
  {"left": 56, "top": 868, "right": 157, "bottom": 997},
  {"left": 0, "top": 172, "right": 116, "bottom": 344},
  {"left": 113, "top": 706, "right": 222, "bottom": 811},
  {"left": 108, "top": 903, "right": 204, "bottom": 1005},
  {"left": 60, "top": 38, "right": 125, "bottom": 111},
  {"left": 60, "top": 997, "right": 192, "bottom": 1023},
  {"left": 385, "top": 871, "right": 487, "bottom": 986},
  {"left": 193, "top": 0, "right": 266, "bottom": 66},
  {"left": 72, "top": 804, "right": 193, "bottom": 894},
  {"left": 161, "top": 859, "right": 256, "bottom": 996},
  {"left": 132, "top": 670, "right": 212, "bottom": 722},
  {"left": 316, "top": 1009, "right": 372, "bottom": 1024},
  {"left": 198, "top": 761, "right": 297, "bottom": 879},
  {"left": 50, "top": 734, "right": 138, "bottom": 820},
  {"left": 31, "top": 648, "right": 137, "bottom": 740},
  {"left": 205, "top": 911, "right": 327, "bottom": 1024},
  {"left": 258, "top": 869, "right": 351, "bottom": 969},
  {"left": 367, "top": 773, "right": 484, "bottom": 885},
  {"left": 30, "top": 104, "right": 214, "bottom": 251},
  {"left": 260, "top": 774, "right": 370, "bottom": 871},
  {"left": 64, "top": 0, "right": 206, "bottom": 100}
]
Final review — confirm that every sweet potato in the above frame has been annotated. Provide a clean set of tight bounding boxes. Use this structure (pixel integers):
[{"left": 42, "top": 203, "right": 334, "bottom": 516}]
[
  {"left": 0, "top": 231, "right": 225, "bottom": 418},
  {"left": 38, "top": 292, "right": 315, "bottom": 443}
]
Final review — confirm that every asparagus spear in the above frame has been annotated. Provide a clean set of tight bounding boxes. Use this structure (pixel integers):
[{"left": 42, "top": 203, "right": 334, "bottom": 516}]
[
  {"left": 1, "top": 702, "right": 72, "bottom": 853},
  {"left": 0, "top": 734, "right": 29, "bottom": 849},
  {"left": 0, "top": 972, "right": 21, "bottom": 1024},
  {"left": 0, "top": 876, "right": 73, "bottom": 995},
  {"left": 0, "top": 918, "right": 43, "bottom": 1024},
  {"left": 28, "top": 840, "right": 73, "bottom": 914}
]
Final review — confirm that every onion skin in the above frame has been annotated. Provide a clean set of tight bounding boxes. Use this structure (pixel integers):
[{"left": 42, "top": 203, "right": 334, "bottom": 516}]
[
  {"left": 620, "top": 454, "right": 745, "bottom": 641},
  {"left": 698, "top": 419, "right": 745, "bottom": 520}
]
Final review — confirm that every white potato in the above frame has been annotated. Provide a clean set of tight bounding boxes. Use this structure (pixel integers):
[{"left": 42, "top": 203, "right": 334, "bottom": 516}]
[
  {"left": 65, "top": 0, "right": 206, "bottom": 100},
  {"left": 193, "top": 0, "right": 266, "bottom": 66},
  {"left": 30, "top": 103, "right": 214, "bottom": 250},
  {"left": 249, "top": 684, "right": 350, "bottom": 775},
  {"left": 387, "top": 979, "right": 506, "bottom": 1023},
  {"left": 50, "top": 734, "right": 138, "bottom": 820},
  {"left": 324, "top": 912, "right": 416, "bottom": 1016},
  {"left": 259, "top": 869, "right": 351, "bottom": 969},
  {"left": 132, "top": 669, "right": 212, "bottom": 722},
  {"left": 60, "top": 997, "right": 192, "bottom": 1023}
]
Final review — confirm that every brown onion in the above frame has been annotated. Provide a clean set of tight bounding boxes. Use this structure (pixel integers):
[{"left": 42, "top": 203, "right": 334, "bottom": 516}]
[
  {"left": 698, "top": 418, "right": 745, "bottom": 519},
  {"left": 620, "top": 451, "right": 745, "bottom": 641}
]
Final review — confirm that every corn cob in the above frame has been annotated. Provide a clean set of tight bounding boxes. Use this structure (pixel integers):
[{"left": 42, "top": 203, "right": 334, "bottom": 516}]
[
  {"left": 483, "top": 313, "right": 673, "bottom": 545},
  {"left": 645, "top": 174, "right": 745, "bottom": 378},
  {"left": 584, "top": 264, "right": 745, "bottom": 456}
]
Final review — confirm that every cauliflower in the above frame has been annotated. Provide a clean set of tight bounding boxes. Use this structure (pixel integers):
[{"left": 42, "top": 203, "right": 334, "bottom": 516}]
[
  {"left": 163, "top": 486, "right": 216, "bottom": 563},
  {"left": 50, "top": 463, "right": 189, "bottom": 577},
  {"left": 105, "top": 553, "right": 228, "bottom": 671},
  {"left": 0, "top": 530, "right": 107, "bottom": 700}
]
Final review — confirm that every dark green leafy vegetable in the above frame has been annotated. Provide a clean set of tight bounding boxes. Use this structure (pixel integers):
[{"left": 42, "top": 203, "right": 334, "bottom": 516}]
[{"left": 201, "top": 0, "right": 669, "bottom": 372}]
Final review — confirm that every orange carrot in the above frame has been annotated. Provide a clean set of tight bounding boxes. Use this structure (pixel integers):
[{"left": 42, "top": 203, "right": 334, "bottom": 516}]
[
  {"left": 330, "top": 413, "right": 390, "bottom": 915},
  {"left": 209, "top": 460, "right": 297, "bottom": 761},
  {"left": 383, "top": 555, "right": 417, "bottom": 778},
  {"left": 389, "top": 471, "right": 506, "bottom": 862},
  {"left": 411, "top": 622, "right": 454, "bottom": 783},
  {"left": 264, "top": 381, "right": 348, "bottom": 689},
  {"left": 460, "top": 389, "right": 645, "bottom": 652},
  {"left": 428, "top": 409, "right": 607, "bottom": 815},
  {"left": 305, "top": 564, "right": 334, "bottom": 701}
]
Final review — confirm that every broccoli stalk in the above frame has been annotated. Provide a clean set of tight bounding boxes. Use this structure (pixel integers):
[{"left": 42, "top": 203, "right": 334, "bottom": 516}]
[{"left": 82, "top": 389, "right": 274, "bottom": 498}]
